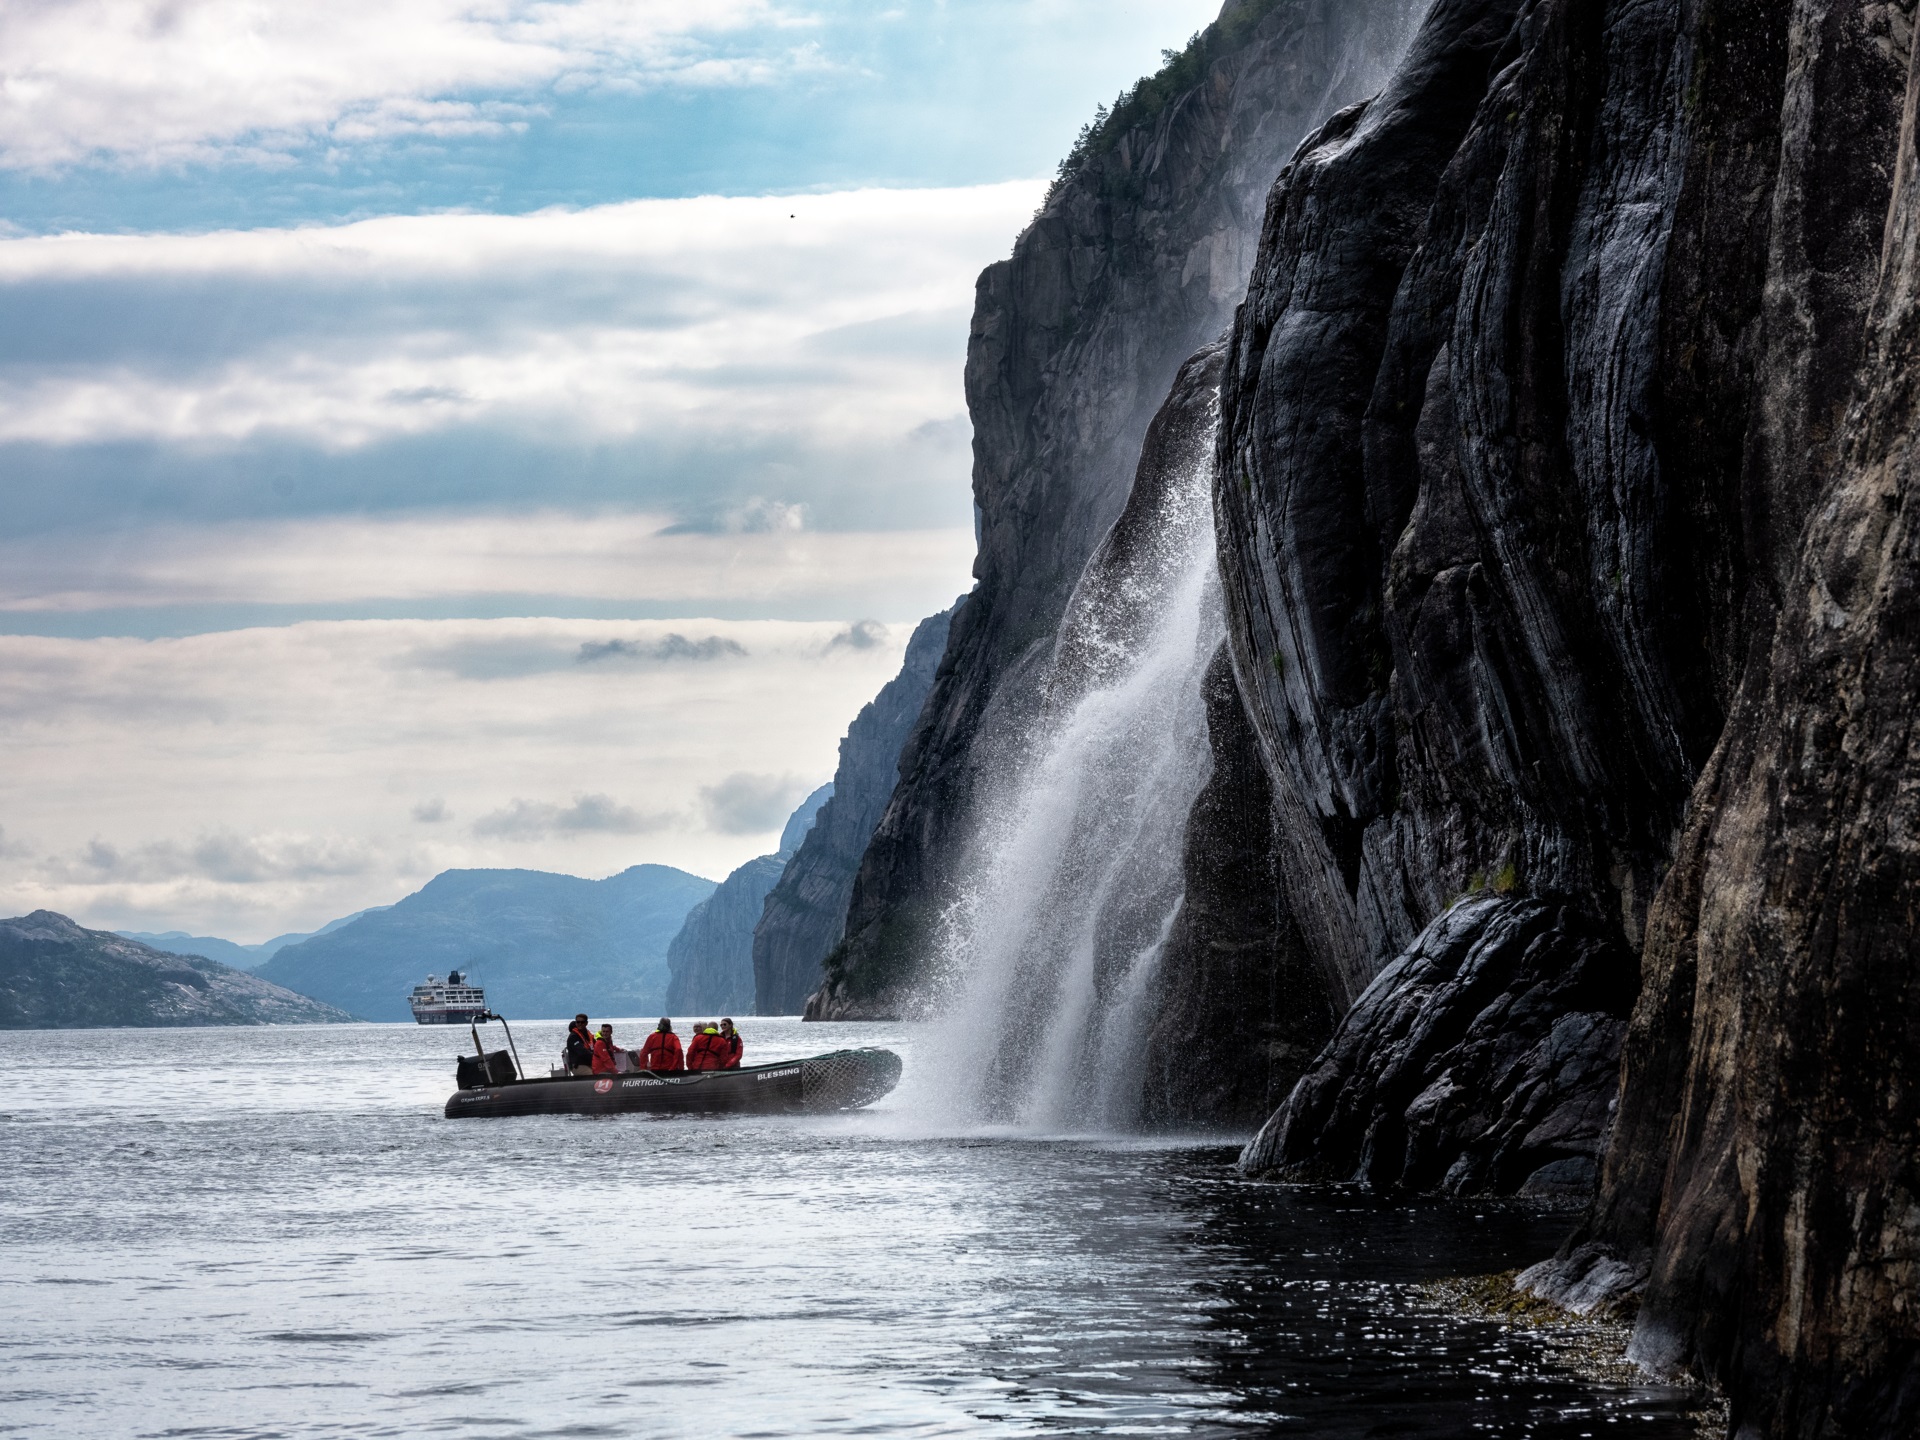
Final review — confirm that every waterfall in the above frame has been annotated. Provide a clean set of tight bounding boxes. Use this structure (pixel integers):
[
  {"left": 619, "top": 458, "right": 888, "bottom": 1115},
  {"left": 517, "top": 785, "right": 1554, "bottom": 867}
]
[{"left": 908, "top": 433, "right": 1223, "bottom": 1133}]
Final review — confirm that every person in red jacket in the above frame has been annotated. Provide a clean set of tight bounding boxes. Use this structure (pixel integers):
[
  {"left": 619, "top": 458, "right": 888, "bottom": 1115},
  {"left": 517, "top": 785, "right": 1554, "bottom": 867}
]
[
  {"left": 718, "top": 1018, "right": 743, "bottom": 1069},
  {"left": 590, "top": 1023, "right": 619, "bottom": 1074},
  {"left": 637, "top": 1018, "right": 683, "bottom": 1073},
  {"left": 685, "top": 1024, "right": 726, "bottom": 1071}
]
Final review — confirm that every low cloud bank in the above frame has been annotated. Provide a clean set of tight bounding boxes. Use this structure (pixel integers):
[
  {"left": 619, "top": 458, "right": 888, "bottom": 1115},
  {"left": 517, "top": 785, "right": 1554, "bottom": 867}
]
[{"left": 0, "top": 616, "right": 887, "bottom": 936}]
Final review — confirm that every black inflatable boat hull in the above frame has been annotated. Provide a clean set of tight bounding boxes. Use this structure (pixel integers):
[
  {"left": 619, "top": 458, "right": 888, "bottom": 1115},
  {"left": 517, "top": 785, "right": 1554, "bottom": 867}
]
[{"left": 443, "top": 1047, "right": 902, "bottom": 1118}]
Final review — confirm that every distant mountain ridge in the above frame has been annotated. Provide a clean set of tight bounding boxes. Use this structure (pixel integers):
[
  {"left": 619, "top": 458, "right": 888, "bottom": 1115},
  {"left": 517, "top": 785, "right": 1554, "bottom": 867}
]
[
  {"left": 254, "top": 864, "right": 716, "bottom": 1021},
  {"left": 0, "top": 911, "right": 354, "bottom": 1028},
  {"left": 118, "top": 910, "right": 378, "bottom": 970}
]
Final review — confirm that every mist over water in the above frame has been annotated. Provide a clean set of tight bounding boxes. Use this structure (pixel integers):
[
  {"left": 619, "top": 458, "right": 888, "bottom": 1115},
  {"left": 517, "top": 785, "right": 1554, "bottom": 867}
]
[{"left": 908, "top": 445, "right": 1223, "bottom": 1133}]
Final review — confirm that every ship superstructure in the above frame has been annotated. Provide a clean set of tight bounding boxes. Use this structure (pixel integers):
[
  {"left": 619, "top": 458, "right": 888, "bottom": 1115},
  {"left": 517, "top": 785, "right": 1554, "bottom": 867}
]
[{"left": 408, "top": 970, "right": 488, "bottom": 1025}]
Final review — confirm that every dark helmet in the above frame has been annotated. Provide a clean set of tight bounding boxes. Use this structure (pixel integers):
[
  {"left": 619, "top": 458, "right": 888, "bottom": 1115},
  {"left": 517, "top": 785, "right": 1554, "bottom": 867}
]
[{"left": 657, "top": 1017, "right": 674, "bottom": 1032}]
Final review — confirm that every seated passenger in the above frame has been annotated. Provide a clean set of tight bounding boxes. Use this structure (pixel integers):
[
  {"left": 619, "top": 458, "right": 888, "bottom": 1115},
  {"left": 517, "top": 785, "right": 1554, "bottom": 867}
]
[
  {"left": 718, "top": 1018, "right": 743, "bottom": 1069},
  {"left": 565, "top": 1014, "right": 594, "bottom": 1076},
  {"left": 685, "top": 1023, "right": 727, "bottom": 1071},
  {"left": 591, "top": 1023, "right": 619, "bottom": 1074},
  {"left": 637, "top": 1018, "right": 684, "bottom": 1073}
]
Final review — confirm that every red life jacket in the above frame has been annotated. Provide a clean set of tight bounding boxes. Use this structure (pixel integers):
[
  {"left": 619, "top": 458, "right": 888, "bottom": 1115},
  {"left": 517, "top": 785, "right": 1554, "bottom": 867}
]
[
  {"left": 686, "top": 1031, "right": 725, "bottom": 1071},
  {"left": 638, "top": 1031, "right": 683, "bottom": 1072},
  {"left": 591, "top": 1036, "right": 617, "bottom": 1074},
  {"left": 720, "top": 1032, "right": 743, "bottom": 1069}
]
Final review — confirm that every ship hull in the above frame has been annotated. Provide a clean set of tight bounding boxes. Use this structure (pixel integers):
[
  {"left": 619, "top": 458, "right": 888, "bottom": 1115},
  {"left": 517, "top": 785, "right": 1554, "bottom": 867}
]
[
  {"left": 412, "top": 1007, "right": 489, "bottom": 1025},
  {"left": 442, "top": 1047, "right": 902, "bottom": 1119}
]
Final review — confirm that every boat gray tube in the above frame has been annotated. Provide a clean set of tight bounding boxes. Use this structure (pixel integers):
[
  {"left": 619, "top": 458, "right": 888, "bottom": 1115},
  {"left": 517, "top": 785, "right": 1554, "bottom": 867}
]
[{"left": 443, "top": 1046, "right": 904, "bottom": 1118}]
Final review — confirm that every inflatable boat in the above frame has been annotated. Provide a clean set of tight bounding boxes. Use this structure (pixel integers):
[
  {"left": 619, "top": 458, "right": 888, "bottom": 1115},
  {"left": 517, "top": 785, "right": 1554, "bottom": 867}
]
[{"left": 441, "top": 1014, "right": 903, "bottom": 1118}]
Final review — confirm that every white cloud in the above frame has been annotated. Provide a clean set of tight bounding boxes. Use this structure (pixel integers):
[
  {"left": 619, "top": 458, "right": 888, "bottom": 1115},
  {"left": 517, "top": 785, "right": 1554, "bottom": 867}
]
[
  {"left": 471, "top": 793, "right": 675, "bottom": 838},
  {"left": 0, "top": 0, "right": 800, "bottom": 170},
  {"left": 0, "top": 511, "right": 975, "bottom": 617},
  {"left": 46, "top": 832, "right": 388, "bottom": 885},
  {"left": 0, "top": 618, "right": 894, "bottom": 936},
  {"left": 576, "top": 635, "right": 749, "bottom": 665},
  {"left": 0, "top": 183, "right": 1038, "bottom": 451},
  {"left": 0, "top": 616, "right": 892, "bottom": 936},
  {"left": 699, "top": 772, "right": 815, "bottom": 835}
]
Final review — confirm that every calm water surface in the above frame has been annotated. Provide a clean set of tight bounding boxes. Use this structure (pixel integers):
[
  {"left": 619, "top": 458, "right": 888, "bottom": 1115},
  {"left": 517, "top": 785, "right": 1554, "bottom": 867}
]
[{"left": 0, "top": 1020, "right": 1700, "bottom": 1437}]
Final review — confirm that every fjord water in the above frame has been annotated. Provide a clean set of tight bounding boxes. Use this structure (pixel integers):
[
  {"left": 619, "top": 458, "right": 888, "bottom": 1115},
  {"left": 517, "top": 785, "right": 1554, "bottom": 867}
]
[{"left": 0, "top": 1019, "right": 1706, "bottom": 1437}]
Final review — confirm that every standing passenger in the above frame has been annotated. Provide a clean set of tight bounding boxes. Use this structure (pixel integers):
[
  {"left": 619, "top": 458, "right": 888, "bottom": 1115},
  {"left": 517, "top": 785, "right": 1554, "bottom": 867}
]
[
  {"left": 718, "top": 1018, "right": 743, "bottom": 1069},
  {"left": 591, "top": 1023, "right": 619, "bottom": 1074},
  {"left": 637, "top": 1018, "right": 684, "bottom": 1073}
]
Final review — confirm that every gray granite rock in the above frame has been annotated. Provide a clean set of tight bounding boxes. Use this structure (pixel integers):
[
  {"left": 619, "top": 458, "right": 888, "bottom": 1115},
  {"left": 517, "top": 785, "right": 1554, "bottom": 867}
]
[
  {"left": 664, "top": 853, "right": 787, "bottom": 1016},
  {"left": 819, "top": 0, "right": 1423, "bottom": 1013},
  {"left": 755, "top": 606, "right": 954, "bottom": 1015}
]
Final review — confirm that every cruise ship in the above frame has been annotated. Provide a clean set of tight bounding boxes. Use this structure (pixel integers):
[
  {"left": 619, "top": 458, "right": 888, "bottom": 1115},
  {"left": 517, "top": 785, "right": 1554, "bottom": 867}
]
[{"left": 407, "top": 971, "right": 488, "bottom": 1025}]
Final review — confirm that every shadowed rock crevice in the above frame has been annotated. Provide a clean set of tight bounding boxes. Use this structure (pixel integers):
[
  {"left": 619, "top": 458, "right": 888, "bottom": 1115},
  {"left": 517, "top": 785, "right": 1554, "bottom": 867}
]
[{"left": 1142, "top": 642, "right": 1336, "bottom": 1129}]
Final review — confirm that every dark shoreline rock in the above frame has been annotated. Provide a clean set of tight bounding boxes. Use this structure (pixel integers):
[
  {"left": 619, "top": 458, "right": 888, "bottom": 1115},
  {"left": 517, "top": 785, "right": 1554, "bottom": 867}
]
[{"left": 1239, "top": 895, "right": 1633, "bottom": 1195}]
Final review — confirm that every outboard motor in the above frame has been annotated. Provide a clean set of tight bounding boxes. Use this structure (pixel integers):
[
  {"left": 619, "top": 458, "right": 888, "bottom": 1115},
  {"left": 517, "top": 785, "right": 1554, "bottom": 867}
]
[
  {"left": 457, "top": 1011, "right": 523, "bottom": 1089},
  {"left": 457, "top": 1049, "right": 518, "bottom": 1089}
]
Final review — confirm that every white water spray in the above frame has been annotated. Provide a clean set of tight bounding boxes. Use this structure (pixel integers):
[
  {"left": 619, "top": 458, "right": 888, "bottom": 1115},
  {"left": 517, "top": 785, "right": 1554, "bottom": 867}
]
[{"left": 908, "top": 437, "right": 1224, "bottom": 1133}]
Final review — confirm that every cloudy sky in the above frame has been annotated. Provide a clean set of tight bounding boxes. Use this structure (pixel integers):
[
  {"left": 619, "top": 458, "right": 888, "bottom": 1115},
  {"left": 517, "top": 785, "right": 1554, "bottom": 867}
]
[{"left": 0, "top": 0, "right": 1224, "bottom": 939}]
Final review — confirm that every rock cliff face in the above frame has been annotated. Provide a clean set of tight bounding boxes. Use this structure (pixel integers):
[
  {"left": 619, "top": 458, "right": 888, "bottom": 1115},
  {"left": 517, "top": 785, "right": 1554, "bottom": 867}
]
[
  {"left": 808, "top": 0, "right": 1920, "bottom": 1426},
  {"left": 1216, "top": 0, "right": 1905, "bottom": 1163},
  {"left": 0, "top": 911, "right": 353, "bottom": 1027},
  {"left": 755, "top": 607, "right": 953, "bottom": 1015},
  {"left": 1203, "top": 0, "right": 1919, "bottom": 1429},
  {"left": 664, "top": 853, "right": 787, "bottom": 1015},
  {"left": 818, "top": 0, "right": 1422, "bottom": 1010},
  {"left": 1534, "top": 13, "right": 1920, "bottom": 1432}
]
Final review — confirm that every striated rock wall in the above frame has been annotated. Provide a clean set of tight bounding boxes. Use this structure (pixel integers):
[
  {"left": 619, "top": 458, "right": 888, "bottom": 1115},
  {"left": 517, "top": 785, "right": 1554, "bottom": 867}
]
[
  {"left": 756, "top": 606, "right": 953, "bottom": 1016},
  {"left": 1532, "top": 11, "right": 1920, "bottom": 1432},
  {"left": 1221, "top": 0, "right": 1907, "bottom": 1172},
  {"left": 1208, "top": 0, "right": 1919, "bottom": 1428},
  {"left": 817, "top": 0, "right": 1422, "bottom": 1012}
]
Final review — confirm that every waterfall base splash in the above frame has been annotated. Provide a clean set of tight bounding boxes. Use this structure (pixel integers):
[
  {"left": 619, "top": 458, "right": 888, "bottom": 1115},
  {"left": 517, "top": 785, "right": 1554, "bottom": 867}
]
[{"left": 905, "top": 367, "right": 1226, "bottom": 1134}]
